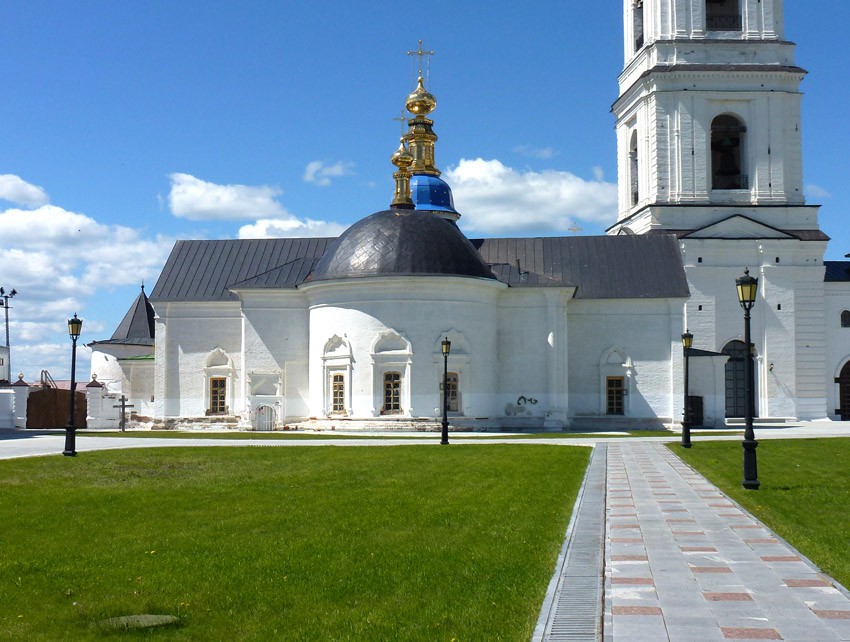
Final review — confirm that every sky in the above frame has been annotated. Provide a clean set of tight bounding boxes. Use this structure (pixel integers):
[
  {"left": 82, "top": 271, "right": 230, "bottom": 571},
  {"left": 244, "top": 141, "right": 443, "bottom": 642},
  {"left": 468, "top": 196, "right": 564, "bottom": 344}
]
[{"left": 0, "top": 1, "right": 847, "bottom": 383}]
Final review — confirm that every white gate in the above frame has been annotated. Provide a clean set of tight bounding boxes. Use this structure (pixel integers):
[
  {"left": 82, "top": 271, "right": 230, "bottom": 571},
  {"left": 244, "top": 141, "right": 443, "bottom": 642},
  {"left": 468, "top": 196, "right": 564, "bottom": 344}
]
[{"left": 253, "top": 404, "right": 276, "bottom": 431}]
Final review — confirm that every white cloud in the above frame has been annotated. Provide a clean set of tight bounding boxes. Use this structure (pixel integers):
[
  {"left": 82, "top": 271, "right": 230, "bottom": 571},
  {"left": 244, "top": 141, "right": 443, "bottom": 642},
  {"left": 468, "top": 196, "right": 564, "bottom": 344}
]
[
  {"left": 805, "top": 184, "right": 831, "bottom": 200},
  {"left": 0, "top": 203, "right": 174, "bottom": 380},
  {"left": 238, "top": 218, "right": 347, "bottom": 239},
  {"left": 592, "top": 166, "right": 605, "bottom": 181},
  {"left": 0, "top": 174, "right": 49, "bottom": 208},
  {"left": 303, "top": 160, "right": 354, "bottom": 187},
  {"left": 444, "top": 158, "right": 618, "bottom": 234},
  {"left": 513, "top": 145, "right": 556, "bottom": 160},
  {"left": 168, "top": 172, "right": 288, "bottom": 220}
]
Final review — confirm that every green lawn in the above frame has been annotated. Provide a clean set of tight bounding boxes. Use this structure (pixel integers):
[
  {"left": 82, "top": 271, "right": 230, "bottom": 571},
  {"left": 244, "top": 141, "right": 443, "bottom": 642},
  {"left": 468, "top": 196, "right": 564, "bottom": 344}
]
[
  {"left": 0, "top": 445, "right": 589, "bottom": 640},
  {"left": 672, "top": 438, "right": 850, "bottom": 588}
]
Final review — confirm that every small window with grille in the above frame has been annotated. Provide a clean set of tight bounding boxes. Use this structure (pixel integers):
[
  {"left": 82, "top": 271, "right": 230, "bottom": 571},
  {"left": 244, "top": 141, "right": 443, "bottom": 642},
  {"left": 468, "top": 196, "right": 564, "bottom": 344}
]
[
  {"left": 383, "top": 371, "right": 402, "bottom": 414},
  {"left": 209, "top": 377, "right": 227, "bottom": 414},
  {"left": 607, "top": 377, "right": 625, "bottom": 415},
  {"left": 331, "top": 373, "right": 345, "bottom": 414},
  {"left": 706, "top": 0, "right": 741, "bottom": 31},
  {"left": 446, "top": 372, "right": 459, "bottom": 413}
]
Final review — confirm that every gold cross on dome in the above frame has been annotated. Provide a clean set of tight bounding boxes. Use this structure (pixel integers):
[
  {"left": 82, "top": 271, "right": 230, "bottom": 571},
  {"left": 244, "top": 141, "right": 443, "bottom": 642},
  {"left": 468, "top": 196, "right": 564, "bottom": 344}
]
[
  {"left": 393, "top": 108, "right": 407, "bottom": 136},
  {"left": 568, "top": 222, "right": 584, "bottom": 235},
  {"left": 406, "top": 39, "right": 434, "bottom": 77}
]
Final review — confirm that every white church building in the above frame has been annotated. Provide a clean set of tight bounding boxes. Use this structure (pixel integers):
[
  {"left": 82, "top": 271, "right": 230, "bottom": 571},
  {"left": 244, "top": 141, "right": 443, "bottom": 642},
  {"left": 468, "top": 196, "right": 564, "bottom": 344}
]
[{"left": 89, "top": 0, "right": 850, "bottom": 431}]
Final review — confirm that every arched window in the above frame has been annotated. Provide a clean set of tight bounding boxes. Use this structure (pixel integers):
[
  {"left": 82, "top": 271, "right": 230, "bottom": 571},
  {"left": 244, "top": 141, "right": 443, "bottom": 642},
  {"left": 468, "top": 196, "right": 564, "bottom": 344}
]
[
  {"left": 629, "top": 130, "right": 639, "bottom": 206},
  {"left": 711, "top": 115, "right": 747, "bottom": 190},
  {"left": 633, "top": 0, "right": 644, "bottom": 51},
  {"left": 841, "top": 310, "right": 850, "bottom": 328},
  {"left": 706, "top": 0, "right": 741, "bottom": 31}
]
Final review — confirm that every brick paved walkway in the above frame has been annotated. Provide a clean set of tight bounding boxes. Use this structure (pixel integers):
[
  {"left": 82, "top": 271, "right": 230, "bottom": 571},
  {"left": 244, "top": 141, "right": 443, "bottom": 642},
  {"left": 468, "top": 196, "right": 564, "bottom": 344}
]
[{"left": 604, "top": 442, "right": 850, "bottom": 641}]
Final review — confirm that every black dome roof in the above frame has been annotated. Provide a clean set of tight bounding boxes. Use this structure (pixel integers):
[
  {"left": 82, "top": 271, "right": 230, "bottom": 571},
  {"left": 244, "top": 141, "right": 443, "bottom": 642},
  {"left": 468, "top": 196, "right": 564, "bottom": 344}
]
[{"left": 306, "top": 209, "right": 496, "bottom": 282}]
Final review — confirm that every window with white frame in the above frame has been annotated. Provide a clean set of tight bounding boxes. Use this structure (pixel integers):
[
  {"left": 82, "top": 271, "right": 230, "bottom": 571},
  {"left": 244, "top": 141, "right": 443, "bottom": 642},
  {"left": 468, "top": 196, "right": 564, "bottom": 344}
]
[
  {"left": 372, "top": 330, "right": 412, "bottom": 417},
  {"left": 323, "top": 335, "right": 352, "bottom": 417},
  {"left": 204, "top": 348, "right": 234, "bottom": 416}
]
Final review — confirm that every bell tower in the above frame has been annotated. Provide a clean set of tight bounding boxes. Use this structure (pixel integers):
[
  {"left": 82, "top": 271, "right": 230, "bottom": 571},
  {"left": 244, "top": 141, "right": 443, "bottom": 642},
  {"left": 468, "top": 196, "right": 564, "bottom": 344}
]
[
  {"left": 609, "top": 0, "right": 829, "bottom": 420},
  {"left": 610, "top": 0, "right": 815, "bottom": 233}
]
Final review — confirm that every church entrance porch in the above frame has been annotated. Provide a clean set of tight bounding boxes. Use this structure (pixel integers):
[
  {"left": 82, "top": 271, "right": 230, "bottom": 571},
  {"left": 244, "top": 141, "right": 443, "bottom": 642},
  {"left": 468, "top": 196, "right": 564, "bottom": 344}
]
[{"left": 839, "top": 362, "right": 850, "bottom": 421}]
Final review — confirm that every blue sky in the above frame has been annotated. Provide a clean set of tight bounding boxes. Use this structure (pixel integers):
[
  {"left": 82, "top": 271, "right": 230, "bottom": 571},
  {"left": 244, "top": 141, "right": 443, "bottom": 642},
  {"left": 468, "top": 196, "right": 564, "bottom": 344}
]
[{"left": 0, "top": 1, "right": 846, "bottom": 382}]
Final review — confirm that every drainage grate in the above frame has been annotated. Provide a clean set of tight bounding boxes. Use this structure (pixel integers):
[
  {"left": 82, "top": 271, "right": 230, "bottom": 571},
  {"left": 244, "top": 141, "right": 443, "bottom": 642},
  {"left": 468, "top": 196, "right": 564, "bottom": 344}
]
[{"left": 535, "top": 444, "right": 607, "bottom": 641}]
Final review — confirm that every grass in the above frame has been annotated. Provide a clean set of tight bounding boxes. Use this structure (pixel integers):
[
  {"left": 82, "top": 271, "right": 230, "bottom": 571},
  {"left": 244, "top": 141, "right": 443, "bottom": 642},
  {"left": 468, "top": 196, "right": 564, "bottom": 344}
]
[
  {"left": 0, "top": 444, "right": 589, "bottom": 640},
  {"left": 672, "top": 438, "right": 850, "bottom": 588}
]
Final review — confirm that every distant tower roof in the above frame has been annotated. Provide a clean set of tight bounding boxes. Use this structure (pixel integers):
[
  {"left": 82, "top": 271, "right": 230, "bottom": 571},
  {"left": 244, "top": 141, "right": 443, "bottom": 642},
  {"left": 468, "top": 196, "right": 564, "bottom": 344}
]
[
  {"left": 90, "top": 285, "right": 155, "bottom": 347},
  {"left": 112, "top": 285, "right": 155, "bottom": 342}
]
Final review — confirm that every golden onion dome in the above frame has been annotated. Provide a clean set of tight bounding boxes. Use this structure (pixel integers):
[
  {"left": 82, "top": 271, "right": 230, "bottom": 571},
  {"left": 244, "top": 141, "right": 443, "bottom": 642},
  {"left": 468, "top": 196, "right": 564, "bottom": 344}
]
[
  {"left": 405, "top": 76, "right": 436, "bottom": 116},
  {"left": 391, "top": 140, "right": 414, "bottom": 168}
]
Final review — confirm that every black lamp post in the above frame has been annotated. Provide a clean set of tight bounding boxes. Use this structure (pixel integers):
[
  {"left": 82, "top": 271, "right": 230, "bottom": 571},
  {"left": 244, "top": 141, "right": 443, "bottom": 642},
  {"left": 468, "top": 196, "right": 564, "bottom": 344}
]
[
  {"left": 441, "top": 337, "right": 451, "bottom": 445},
  {"left": 735, "top": 269, "right": 759, "bottom": 490},
  {"left": 681, "top": 330, "right": 693, "bottom": 448},
  {"left": 63, "top": 314, "right": 83, "bottom": 457},
  {"left": 0, "top": 287, "right": 17, "bottom": 375}
]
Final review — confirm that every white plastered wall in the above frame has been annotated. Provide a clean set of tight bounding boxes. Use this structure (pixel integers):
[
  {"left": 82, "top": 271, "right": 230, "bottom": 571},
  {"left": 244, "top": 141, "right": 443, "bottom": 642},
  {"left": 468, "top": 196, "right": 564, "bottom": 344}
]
[
  {"left": 825, "top": 281, "right": 850, "bottom": 419},
  {"left": 153, "top": 302, "right": 243, "bottom": 418},
  {"left": 566, "top": 297, "right": 684, "bottom": 427},
  {"left": 303, "top": 277, "right": 504, "bottom": 420}
]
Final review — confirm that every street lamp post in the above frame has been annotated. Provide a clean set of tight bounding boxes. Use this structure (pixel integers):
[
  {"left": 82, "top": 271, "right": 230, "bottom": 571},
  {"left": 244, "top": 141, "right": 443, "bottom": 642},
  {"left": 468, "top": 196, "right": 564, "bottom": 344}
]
[
  {"left": 681, "top": 330, "right": 693, "bottom": 448},
  {"left": 441, "top": 337, "right": 451, "bottom": 445},
  {"left": 63, "top": 314, "right": 83, "bottom": 457},
  {"left": 735, "top": 269, "right": 760, "bottom": 490},
  {"left": 0, "top": 287, "right": 17, "bottom": 376}
]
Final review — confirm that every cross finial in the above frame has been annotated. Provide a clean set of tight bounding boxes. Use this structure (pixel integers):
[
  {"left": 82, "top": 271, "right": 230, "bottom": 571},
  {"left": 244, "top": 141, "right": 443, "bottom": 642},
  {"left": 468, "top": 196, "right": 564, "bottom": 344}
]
[
  {"left": 406, "top": 39, "right": 434, "bottom": 79},
  {"left": 568, "top": 222, "right": 584, "bottom": 235},
  {"left": 393, "top": 107, "right": 407, "bottom": 137}
]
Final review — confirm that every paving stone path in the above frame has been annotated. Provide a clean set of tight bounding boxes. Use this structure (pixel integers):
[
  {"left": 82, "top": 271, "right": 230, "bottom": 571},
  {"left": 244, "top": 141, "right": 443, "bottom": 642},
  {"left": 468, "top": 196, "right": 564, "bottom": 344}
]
[
  {"left": 569, "top": 442, "right": 850, "bottom": 641},
  {"left": 539, "top": 441, "right": 850, "bottom": 641}
]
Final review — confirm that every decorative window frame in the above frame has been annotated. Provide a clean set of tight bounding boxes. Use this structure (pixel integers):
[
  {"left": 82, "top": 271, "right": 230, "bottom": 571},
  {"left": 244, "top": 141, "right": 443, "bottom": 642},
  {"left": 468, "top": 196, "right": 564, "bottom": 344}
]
[
  {"left": 204, "top": 348, "right": 235, "bottom": 415},
  {"left": 322, "top": 335, "right": 352, "bottom": 417},
  {"left": 371, "top": 330, "right": 412, "bottom": 417},
  {"left": 599, "top": 347, "right": 634, "bottom": 416}
]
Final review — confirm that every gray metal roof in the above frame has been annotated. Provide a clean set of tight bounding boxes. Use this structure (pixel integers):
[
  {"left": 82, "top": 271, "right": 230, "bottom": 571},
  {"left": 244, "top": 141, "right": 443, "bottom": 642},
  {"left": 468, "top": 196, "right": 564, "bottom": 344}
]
[
  {"left": 150, "top": 232, "right": 689, "bottom": 302},
  {"left": 150, "top": 238, "right": 335, "bottom": 302},
  {"left": 473, "top": 234, "right": 689, "bottom": 299},
  {"left": 825, "top": 261, "right": 850, "bottom": 282}
]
